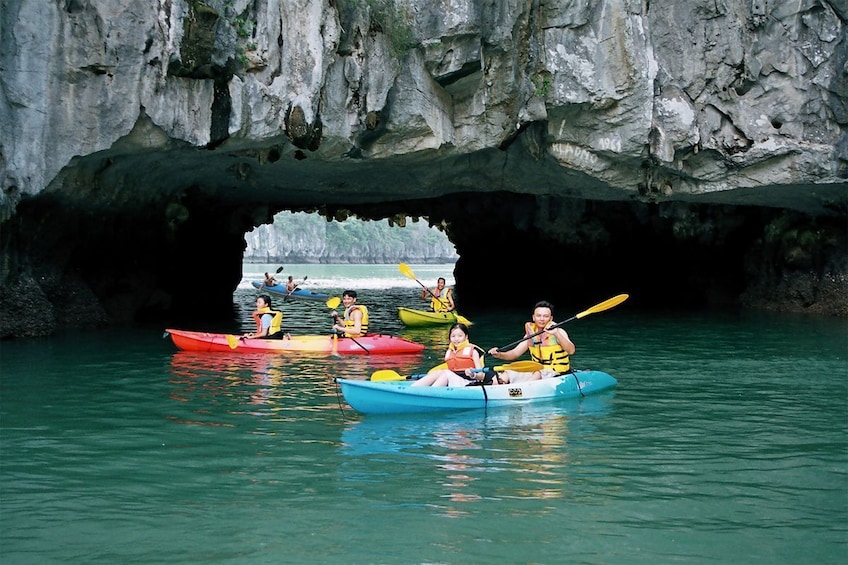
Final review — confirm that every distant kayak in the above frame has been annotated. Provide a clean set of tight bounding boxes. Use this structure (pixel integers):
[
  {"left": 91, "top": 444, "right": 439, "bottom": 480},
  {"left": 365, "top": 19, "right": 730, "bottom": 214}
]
[
  {"left": 335, "top": 370, "right": 618, "bottom": 414},
  {"left": 397, "top": 307, "right": 459, "bottom": 327},
  {"left": 165, "top": 329, "right": 426, "bottom": 355},
  {"left": 250, "top": 281, "right": 330, "bottom": 301}
]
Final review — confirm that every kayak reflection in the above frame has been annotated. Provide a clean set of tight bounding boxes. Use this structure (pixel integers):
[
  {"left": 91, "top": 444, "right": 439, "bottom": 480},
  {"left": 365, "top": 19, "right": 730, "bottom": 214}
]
[{"left": 338, "top": 395, "right": 614, "bottom": 458}]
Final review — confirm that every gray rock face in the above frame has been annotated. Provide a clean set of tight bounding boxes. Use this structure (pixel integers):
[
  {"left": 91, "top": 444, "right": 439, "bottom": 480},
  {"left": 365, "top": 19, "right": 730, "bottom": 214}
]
[
  {"left": 0, "top": 0, "right": 845, "bottom": 336},
  {"left": 2, "top": 0, "right": 843, "bottom": 209},
  {"left": 243, "top": 212, "right": 459, "bottom": 263}
]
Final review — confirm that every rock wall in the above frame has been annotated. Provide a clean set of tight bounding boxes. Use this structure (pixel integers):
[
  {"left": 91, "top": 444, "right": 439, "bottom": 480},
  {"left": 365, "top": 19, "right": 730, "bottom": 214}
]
[
  {"left": 243, "top": 212, "right": 459, "bottom": 263},
  {"left": 0, "top": 0, "right": 845, "bottom": 337}
]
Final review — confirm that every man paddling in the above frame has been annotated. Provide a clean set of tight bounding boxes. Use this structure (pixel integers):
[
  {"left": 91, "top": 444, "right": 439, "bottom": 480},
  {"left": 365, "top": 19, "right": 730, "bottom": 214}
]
[
  {"left": 420, "top": 277, "right": 455, "bottom": 312},
  {"left": 488, "top": 300, "right": 575, "bottom": 383},
  {"left": 330, "top": 290, "right": 369, "bottom": 337}
]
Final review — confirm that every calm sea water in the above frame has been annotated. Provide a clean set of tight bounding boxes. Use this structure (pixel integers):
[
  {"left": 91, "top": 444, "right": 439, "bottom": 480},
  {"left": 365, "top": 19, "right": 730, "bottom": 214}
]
[{"left": 1, "top": 264, "right": 846, "bottom": 564}]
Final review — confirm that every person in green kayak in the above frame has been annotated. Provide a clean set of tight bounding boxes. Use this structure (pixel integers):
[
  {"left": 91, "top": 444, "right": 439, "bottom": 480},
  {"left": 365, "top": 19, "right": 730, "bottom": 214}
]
[
  {"left": 331, "top": 290, "right": 370, "bottom": 337},
  {"left": 412, "top": 323, "right": 491, "bottom": 387},
  {"left": 420, "top": 277, "right": 455, "bottom": 312},
  {"left": 487, "top": 300, "right": 575, "bottom": 383},
  {"left": 242, "top": 294, "right": 285, "bottom": 339}
]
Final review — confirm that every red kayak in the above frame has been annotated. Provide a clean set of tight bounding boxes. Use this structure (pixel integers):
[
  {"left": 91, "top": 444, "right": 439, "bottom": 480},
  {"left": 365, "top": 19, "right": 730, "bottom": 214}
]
[{"left": 165, "top": 329, "right": 426, "bottom": 355}]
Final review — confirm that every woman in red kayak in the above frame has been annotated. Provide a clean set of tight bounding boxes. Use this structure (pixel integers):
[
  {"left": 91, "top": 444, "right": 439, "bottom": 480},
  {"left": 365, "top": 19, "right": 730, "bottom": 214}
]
[{"left": 242, "top": 295, "right": 284, "bottom": 339}]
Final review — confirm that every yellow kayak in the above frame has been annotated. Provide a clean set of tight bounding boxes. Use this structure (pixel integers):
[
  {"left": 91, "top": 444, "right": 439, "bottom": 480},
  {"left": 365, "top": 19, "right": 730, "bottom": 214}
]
[{"left": 397, "top": 307, "right": 459, "bottom": 327}]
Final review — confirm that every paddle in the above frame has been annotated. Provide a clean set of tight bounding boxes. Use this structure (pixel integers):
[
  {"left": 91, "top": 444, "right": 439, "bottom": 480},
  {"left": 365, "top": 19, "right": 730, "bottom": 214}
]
[
  {"left": 493, "top": 294, "right": 630, "bottom": 352},
  {"left": 398, "top": 263, "right": 472, "bottom": 325},
  {"left": 284, "top": 275, "right": 308, "bottom": 301},
  {"left": 370, "top": 360, "right": 544, "bottom": 382},
  {"left": 326, "top": 296, "right": 341, "bottom": 357},
  {"left": 327, "top": 296, "right": 370, "bottom": 354},
  {"left": 258, "top": 266, "right": 285, "bottom": 290}
]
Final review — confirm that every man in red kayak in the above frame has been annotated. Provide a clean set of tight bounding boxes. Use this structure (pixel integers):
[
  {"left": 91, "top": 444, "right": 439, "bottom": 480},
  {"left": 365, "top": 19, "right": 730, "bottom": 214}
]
[{"left": 330, "top": 290, "right": 370, "bottom": 337}]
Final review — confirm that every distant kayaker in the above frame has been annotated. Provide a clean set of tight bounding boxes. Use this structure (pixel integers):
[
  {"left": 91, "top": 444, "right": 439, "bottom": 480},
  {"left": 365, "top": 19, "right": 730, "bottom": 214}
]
[
  {"left": 242, "top": 294, "right": 285, "bottom": 339},
  {"left": 285, "top": 276, "right": 298, "bottom": 293},
  {"left": 263, "top": 272, "right": 278, "bottom": 287},
  {"left": 330, "top": 290, "right": 369, "bottom": 337},
  {"left": 488, "top": 300, "right": 575, "bottom": 383},
  {"left": 412, "top": 323, "right": 490, "bottom": 387},
  {"left": 420, "top": 277, "right": 455, "bottom": 312}
]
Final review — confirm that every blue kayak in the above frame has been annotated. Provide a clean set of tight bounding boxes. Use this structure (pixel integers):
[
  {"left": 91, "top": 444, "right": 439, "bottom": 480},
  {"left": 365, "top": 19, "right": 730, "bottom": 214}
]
[
  {"left": 335, "top": 369, "right": 618, "bottom": 414},
  {"left": 251, "top": 281, "right": 330, "bottom": 301}
]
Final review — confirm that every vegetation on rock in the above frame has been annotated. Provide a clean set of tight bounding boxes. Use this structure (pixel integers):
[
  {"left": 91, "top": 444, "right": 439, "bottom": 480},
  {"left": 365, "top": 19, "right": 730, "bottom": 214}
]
[{"left": 244, "top": 212, "right": 458, "bottom": 263}]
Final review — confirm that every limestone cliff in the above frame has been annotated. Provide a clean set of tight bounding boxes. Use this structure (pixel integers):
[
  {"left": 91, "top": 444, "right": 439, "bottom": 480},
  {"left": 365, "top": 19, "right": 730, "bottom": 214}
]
[
  {"left": 0, "top": 0, "right": 845, "bottom": 337},
  {"left": 243, "top": 212, "right": 458, "bottom": 262}
]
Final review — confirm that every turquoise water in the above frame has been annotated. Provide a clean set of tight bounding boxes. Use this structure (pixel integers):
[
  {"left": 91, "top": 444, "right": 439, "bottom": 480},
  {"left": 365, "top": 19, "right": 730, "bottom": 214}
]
[{"left": 1, "top": 265, "right": 846, "bottom": 563}]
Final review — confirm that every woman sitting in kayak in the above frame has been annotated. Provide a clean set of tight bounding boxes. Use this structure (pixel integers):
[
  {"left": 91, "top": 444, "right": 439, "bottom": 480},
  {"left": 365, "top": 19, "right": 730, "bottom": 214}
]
[
  {"left": 242, "top": 295, "right": 286, "bottom": 339},
  {"left": 412, "top": 323, "right": 491, "bottom": 387}
]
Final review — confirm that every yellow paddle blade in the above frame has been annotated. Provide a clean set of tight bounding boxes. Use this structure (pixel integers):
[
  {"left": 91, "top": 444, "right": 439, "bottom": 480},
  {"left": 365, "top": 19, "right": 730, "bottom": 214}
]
[
  {"left": 398, "top": 263, "right": 416, "bottom": 280},
  {"left": 371, "top": 370, "right": 406, "bottom": 381},
  {"left": 326, "top": 296, "right": 341, "bottom": 309},
  {"left": 575, "top": 294, "right": 629, "bottom": 319},
  {"left": 428, "top": 362, "right": 448, "bottom": 373},
  {"left": 226, "top": 334, "right": 240, "bottom": 349},
  {"left": 496, "top": 360, "right": 544, "bottom": 372},
  {"left": 455, "top": 313, "right": 472, "bottom": 326}
]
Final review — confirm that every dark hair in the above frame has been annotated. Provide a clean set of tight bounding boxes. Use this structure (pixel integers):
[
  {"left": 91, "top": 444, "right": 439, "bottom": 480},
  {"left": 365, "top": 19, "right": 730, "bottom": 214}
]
[
  {"left": 258, "top": 294, "right": 272, "bottom": 307},
  {"left": 448, "top": 322, "right": 469, "bottom": 337},
  {"left": 534, "top": 300, "right": 554, "bottom": 314},
  {"left": 437, "top": 277, "right": 446, "bottom": 284},
  {"left": 343, "top": 290, "right": 357, "bottom": 299}
]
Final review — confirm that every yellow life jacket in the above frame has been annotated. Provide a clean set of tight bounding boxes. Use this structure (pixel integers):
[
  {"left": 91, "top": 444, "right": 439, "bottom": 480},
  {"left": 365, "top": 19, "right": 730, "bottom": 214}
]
[
  {"left": 252, "top": 307, "right": 283, "bottom": 337},
  {"left": 525, "top": 322, "right": 571, "bottom": 372},
  {"left": 444, "top": 340, "right": 478, "bottom": 371},
  {"left": 431, "top": 288, "right": 453, "bottom": 313},
  {"left": 342, "top": 305, "right": 369, "bottom": 337}
]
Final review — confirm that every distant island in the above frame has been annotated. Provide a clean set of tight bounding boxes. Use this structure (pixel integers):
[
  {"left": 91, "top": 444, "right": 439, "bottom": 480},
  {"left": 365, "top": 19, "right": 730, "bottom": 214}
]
[{"left": 244, "top": 212, "right": 459, "bottom": 264}]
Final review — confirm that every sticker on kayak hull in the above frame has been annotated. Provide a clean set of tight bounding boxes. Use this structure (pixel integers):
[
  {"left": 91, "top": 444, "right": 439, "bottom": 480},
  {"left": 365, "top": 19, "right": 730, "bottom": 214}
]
[{"left": 508, "top": 387, "right": 523, "bottom": 398}]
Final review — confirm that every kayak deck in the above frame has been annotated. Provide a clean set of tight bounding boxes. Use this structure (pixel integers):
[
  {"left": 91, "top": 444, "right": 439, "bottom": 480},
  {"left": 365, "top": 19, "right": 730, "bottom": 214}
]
[{"left": 335, "top": 370, "right": 618, "bottom": 414}]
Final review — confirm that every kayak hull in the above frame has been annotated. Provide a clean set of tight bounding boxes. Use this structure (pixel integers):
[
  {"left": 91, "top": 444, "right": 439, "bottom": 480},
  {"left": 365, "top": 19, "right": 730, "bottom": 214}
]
[
  {"left": 335, "top": 370, "right": 617, "bottom": 414},
  {"left": 397, "top": 306, "right": 457, "bottom": 327},
  {"left": 166, "top": 329, "right": 425, "bottom": 355},
  {"left": 250, "top": 281, "right": 330, "bottom": 301}
]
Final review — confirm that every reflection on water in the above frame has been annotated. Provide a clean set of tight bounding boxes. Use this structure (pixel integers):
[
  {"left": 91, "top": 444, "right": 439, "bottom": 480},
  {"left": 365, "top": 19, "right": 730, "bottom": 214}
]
[
  {"left": 339, "top": 396, "right": 616, "bottom": 517},
  {"left": 168, "top": 352, "right": 285, "bottom": 421}
]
